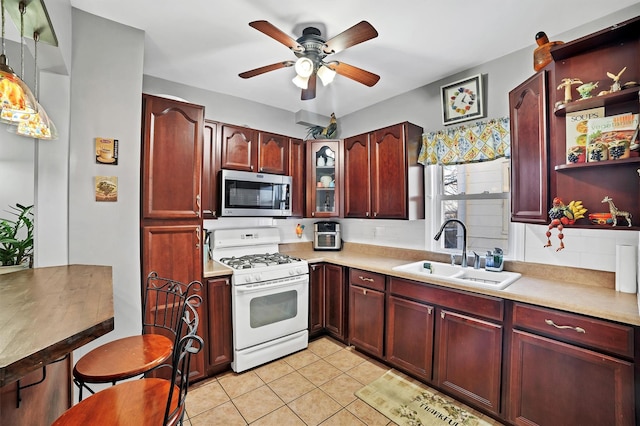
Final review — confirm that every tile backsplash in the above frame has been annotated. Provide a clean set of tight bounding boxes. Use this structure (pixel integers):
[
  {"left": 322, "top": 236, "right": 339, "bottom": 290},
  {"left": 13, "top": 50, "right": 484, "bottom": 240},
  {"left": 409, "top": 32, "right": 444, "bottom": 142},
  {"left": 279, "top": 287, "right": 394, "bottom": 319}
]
[{"left": 204, "top": 217, "right": 639, "bottom": 275}]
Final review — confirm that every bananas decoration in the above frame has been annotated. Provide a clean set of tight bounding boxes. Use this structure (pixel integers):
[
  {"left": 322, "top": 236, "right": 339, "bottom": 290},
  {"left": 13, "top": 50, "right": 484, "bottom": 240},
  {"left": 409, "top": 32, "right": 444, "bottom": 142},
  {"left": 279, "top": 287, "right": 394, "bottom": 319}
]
[
  {"left": 567, "top": 200, "right": 587, "bottom": 221},
  {"left": 544, "top": 197, "right": 588, "bottom": 251}
]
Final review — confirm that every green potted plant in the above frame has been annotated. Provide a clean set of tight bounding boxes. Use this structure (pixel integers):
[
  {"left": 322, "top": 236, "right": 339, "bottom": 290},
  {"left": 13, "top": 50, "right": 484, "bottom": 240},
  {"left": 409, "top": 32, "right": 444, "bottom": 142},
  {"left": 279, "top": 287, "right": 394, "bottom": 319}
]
[{"left": 0, "top": 203, "right": 34, "bottom": 271}]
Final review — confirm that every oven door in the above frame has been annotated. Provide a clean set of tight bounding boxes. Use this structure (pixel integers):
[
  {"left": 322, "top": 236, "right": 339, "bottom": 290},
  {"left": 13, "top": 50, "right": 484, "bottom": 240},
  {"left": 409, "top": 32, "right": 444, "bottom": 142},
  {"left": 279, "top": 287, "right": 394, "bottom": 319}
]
[{"left": 232, "top": 274, "right": 309, "bottom": 350}]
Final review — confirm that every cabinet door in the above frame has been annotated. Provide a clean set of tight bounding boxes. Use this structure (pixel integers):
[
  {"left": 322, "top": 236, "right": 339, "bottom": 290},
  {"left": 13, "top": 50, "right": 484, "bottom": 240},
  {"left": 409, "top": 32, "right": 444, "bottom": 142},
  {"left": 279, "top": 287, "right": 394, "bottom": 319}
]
[
  {"left": 258, "top": 131, "right": 288, "bottom": 174},
  {"left": 324, "top": 264, "right": 345, "bottom": 340},
  {"left": 306, "top": 140, "right": 341, "bottom": 218},
  {"left": 349, "top": 284, "right": 384, "bottom": 358},
  {"left": 435, "top": 309, "right": 502, "bottom": 415},
  {"left": 370, "top": 124, "right": 407, "bottom": 219},
  {"left": 509, "top": 71, "right": 549, "bottom": 224},
  {"left": 344, "top": 133, "right": 371, "bottom": 218},
  {"left": 141, "top": 94, "right": 203, "bottom": 220},
  {"left": 206, "top": 277, "right": 232, "bottom": 371},
  {"left": 202, "top": 120, "right": 218, "bottom": 219},
  {"left": 288, "top": 138, "right": 305, "bottom": 217},
  {"left": 309, "top": 263, "right": 325, "bottom": 336},
  {"left": 508, "top": 330, "right": 634, "bottom": 426},
  {"left": 219, "top": 124, "right": 257, "bottom": 172},
  {"left": 141, "top": 224, "right": 205, "bottom": 380},
  {"left": 386, "top": 295, "right": 434, "bottom": 381}
]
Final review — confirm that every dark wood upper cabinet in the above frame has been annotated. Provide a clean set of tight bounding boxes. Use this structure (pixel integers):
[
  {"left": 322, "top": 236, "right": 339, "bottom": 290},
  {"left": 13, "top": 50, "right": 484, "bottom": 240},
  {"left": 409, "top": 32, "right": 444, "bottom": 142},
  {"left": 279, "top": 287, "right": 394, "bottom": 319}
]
[
  {"left": 141, "top": 94, "right": 204, "bottom": 220},
  {"left": 306, "top": 139, "right": 342, "bottom": 218},
  {"left": 218, "top": 124, "right": 289, "bottom": 175},
  {"left": 510, "top": 16, "right": 640, "bottom": 228},
  {"left": 202, "top": 120, "right": 218, "bottom": 219},
  {"left": 258, "top": 132, "right": 288, "bottom": 175},
  {"left": 344, "top": 132, "right": 371, "bottom": 218},
  {"left": 344, "top": 122, "right": 424, "bottom": 220},
  {"left": 509, "top": 71, "right": 549, "bottom": 224},
  {"left": 219, "top": 124, "right": 257, "bottom": 172},
  {"left": 288, "top": 138, "right": 305, "bottom": 217}
]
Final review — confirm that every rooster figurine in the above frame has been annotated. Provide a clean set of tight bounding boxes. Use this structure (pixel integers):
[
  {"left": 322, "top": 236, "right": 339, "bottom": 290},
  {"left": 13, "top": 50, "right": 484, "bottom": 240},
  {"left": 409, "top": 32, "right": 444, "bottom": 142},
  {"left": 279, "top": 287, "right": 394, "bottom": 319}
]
[
  {"left": 544, "top": 197, "right": 587, "bottom": 251},
  {"left": 306, "top": 113, "right": 337, "bottom": 139}
]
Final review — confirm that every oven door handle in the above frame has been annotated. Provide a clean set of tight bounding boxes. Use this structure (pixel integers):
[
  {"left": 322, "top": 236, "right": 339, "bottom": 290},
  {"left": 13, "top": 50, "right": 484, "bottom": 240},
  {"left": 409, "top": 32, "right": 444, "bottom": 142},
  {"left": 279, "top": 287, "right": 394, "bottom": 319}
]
[{"left": 235, "top": 277, "right": 307, "bottom": 294}]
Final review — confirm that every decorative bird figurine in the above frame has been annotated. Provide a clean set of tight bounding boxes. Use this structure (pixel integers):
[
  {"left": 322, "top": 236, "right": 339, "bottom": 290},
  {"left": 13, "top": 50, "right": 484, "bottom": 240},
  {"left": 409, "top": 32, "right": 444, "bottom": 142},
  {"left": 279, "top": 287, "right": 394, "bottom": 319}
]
[
  {"left": 607, "top": 66, "right": 626, "bottom": 93},
  {"left": 306, "top": 113, "right": 337, "bottom": 139}
]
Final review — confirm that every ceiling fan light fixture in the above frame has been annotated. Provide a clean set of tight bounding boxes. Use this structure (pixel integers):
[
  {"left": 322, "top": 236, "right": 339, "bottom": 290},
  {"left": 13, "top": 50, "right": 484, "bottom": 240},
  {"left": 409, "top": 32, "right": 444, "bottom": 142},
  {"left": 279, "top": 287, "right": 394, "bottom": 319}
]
[
  {"left": 317, "top": 64, "right": 336, "bottom": 86},
  {"left": 294, "top": 57, "right": 314, "bottom": 78},
  {"left": 292, "top": 74, "right": 309, "bottom": 90}
]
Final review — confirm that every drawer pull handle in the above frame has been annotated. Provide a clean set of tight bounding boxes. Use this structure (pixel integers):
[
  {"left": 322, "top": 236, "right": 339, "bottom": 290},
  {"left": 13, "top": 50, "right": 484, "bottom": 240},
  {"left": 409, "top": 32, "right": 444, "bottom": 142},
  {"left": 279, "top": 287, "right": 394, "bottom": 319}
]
[
  {"left": 358, "top": 276, "right": 374, "bottom": 282},
  {"left": 545, "top": 319, "right": 586, "bottom": 334}
]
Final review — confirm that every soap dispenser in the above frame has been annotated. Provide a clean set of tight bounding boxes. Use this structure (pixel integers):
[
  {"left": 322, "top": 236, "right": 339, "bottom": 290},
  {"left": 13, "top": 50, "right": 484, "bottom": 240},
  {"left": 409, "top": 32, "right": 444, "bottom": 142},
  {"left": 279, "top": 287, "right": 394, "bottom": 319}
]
[{"left": 485, "top": 248, "right": 504, "bottom": 272}]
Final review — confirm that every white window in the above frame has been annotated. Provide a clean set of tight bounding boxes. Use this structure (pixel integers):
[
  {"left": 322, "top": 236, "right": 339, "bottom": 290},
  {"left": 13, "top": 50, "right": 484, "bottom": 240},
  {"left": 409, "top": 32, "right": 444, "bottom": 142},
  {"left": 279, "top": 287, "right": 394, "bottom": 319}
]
[{"left": 429, "top": 158, "right": 511, "bottom": 257}]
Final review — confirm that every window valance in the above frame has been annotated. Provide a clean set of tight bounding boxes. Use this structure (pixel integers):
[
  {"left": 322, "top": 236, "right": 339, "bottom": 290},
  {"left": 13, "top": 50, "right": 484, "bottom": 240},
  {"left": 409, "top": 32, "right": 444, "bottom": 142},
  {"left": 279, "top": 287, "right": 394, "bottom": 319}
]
[{"left": 418, "top": 116, "right": 510, "bottom": 166}]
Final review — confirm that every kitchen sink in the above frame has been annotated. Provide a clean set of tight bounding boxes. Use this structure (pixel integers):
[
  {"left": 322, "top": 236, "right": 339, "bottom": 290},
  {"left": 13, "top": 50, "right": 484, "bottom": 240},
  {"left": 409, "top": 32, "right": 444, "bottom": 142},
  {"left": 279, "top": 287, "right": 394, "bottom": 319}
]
[{"left": 392, "top": 260, "right": 521, "bottom": 290}]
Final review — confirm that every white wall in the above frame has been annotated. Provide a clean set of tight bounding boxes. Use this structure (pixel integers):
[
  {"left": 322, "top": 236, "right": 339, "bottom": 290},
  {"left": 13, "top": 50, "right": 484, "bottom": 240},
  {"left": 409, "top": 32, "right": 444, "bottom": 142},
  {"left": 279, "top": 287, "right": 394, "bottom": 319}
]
[{"left": 67, "top": 9, "right": 145, "bottom": 387}]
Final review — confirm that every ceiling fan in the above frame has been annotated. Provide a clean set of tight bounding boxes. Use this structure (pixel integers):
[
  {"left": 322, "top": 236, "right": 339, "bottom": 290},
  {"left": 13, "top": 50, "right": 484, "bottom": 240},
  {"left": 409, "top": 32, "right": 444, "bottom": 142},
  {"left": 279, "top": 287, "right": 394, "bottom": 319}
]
[{"left": 239, "top": 20, "right": 380, "bottom": 100}]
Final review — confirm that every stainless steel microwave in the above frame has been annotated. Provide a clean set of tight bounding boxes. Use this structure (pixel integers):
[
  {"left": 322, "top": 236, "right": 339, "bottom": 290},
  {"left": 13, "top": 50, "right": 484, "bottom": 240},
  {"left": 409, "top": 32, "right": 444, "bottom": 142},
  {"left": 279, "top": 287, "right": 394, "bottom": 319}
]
[{"left": 219, "top": 169, "right": 292, "bottom": 217}]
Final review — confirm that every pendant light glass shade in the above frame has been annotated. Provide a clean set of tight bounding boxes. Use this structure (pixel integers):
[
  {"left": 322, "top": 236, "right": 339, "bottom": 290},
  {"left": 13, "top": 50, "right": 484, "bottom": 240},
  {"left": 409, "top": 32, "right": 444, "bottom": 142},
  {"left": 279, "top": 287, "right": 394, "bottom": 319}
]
[
  {"left": 0, "top": 54, "right": 38, "bottom": 124},
  {"left": 7, "top": 100, "right": 57, "bottom": 139}
]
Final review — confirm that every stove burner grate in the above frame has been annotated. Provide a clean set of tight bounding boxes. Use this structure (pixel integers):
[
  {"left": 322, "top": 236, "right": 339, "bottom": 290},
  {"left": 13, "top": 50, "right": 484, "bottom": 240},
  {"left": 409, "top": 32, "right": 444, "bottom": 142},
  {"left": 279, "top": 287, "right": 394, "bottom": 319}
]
[{"left": 219, "top": 253, "right": 302, "bottom": 269}]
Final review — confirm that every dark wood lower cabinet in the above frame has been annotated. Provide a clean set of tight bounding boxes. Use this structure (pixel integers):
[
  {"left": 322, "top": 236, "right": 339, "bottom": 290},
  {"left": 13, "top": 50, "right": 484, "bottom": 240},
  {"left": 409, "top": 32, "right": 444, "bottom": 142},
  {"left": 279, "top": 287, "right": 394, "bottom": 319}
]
[
  {"left": 206, "top": 276, "right": 232, "bottom": 374},
  {"left": 349, "top": 284, "right": 385, "bottom": 358},
  {"left": 435, "top": 309, "right": 503, "bottom": 415},
  {"left": 309, "top": 263, "right": 346, "bottom": 340},
  {"left": 309, "top": 264, "right": 325, "bottom": 336},
  {"left": 324, "top": 264, "right": 345, "bottom": 339},
  {"left": 386, "top": 294, "right": 434, "bottom": 381},
  {"left": 508, "top": 330, "right": 635, "bottom": 426}
]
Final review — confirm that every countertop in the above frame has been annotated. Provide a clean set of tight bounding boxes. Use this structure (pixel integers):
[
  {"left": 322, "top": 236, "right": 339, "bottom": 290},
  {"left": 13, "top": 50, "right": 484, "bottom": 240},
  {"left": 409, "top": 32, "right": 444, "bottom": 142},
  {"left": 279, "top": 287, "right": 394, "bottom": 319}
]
[
  {"left": 0, "top": 265, "right": 115, "bottom": 387},
  {"left": 204, "top": 242, "right": 640, "bottom": 327}
]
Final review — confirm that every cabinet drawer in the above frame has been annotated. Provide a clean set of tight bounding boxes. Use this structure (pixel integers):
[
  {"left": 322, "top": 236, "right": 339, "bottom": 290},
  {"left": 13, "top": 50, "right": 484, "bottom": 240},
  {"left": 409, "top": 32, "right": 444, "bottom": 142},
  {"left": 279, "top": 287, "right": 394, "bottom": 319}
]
[
  {"left": 512, "top": 303, "right": 634, "bottom": 358},
  {"left": 389, "top": 277, "right": 503, "bottom": 322},
  {"left": 349, "top": 268, "right": 385, "bottom": 291}
]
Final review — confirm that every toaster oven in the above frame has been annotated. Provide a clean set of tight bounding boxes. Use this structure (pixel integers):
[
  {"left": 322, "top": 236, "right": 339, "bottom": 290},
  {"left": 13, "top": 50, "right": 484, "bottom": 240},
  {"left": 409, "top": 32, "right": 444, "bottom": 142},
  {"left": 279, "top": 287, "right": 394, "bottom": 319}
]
[{"left": 313, "top": 221, "right": 342, "bottom": 251}]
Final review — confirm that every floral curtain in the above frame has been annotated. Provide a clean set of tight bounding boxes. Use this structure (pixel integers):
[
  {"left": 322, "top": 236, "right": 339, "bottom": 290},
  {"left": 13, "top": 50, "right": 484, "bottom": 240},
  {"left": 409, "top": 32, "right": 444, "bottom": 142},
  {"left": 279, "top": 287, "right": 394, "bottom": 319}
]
[{"left": 418, "top": 116, "right": 510, "bottom": 166}]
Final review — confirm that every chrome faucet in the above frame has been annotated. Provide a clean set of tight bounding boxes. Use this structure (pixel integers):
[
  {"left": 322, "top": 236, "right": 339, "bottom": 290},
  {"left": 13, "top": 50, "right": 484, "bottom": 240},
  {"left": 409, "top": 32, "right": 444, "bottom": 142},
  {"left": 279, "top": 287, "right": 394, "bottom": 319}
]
[{"left": 434, "top": 219, "right": 468, "bottom": 268}]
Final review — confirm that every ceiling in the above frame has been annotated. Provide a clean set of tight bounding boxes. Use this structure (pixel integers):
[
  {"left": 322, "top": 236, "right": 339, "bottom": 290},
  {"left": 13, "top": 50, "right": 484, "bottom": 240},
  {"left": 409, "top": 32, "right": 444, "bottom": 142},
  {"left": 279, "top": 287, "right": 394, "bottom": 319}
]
[{"left": 64, "top": 1, "right": 638, "bottom": 117}]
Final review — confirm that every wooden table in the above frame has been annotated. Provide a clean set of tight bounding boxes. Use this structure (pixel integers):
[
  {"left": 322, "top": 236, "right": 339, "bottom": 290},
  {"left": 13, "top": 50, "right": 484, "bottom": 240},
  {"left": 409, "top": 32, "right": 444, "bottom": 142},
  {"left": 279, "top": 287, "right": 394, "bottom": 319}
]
[{"left": 0, "top": 264, "right": 114, "bottom": 424}]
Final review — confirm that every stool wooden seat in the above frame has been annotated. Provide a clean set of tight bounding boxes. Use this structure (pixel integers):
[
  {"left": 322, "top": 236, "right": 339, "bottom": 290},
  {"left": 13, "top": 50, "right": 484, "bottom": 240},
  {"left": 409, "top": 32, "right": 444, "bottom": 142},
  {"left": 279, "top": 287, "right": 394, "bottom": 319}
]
[
  {"left": 72, "top": 272, "right": 201, "bottom": 400},
  {"left": 73, "top": 334, "right": 173, "bottom": 383},
  {"left": 54, "top": 293, "right": 203, "bottom": 426}
]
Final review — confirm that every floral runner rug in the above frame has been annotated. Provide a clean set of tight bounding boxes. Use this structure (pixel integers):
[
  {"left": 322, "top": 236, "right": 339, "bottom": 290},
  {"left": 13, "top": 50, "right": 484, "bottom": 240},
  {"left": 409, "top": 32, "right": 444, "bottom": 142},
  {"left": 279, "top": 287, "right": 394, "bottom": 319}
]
[{"left": 355, "top": 370, "right": 503, "bottom": 426}]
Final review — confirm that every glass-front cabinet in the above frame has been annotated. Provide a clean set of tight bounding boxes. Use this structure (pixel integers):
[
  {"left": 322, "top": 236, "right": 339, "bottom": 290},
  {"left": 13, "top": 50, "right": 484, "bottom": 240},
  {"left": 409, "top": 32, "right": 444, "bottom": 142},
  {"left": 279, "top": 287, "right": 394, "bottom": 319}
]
[{"left": 306, "top": 140, "right": 341, "bottom": 217}]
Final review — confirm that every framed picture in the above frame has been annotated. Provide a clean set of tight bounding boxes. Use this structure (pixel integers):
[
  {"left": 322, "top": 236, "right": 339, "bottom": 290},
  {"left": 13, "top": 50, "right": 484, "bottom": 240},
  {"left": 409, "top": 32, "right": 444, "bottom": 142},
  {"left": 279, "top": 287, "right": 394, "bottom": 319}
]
[{"left": 441, "top": 74, "right": 485, "bottom": 125}]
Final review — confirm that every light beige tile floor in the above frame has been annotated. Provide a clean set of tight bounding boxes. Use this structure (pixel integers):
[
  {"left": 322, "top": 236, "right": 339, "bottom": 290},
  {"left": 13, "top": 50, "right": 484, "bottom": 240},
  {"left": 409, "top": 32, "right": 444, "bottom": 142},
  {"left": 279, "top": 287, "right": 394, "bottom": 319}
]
[{"left": 184, "top": 336, "right": 396, "bottom": 425}]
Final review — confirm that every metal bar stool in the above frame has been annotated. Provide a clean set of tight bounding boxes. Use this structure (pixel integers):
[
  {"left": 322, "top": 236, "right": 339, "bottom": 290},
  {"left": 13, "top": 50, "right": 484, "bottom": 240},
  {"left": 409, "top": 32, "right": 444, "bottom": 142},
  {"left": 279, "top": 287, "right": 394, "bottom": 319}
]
[
  {"left": 73, "top": 272, "right": 201, "bottom": 400},
  {"left": 53, "top": 293, "right": 203, "bottom": 425}
]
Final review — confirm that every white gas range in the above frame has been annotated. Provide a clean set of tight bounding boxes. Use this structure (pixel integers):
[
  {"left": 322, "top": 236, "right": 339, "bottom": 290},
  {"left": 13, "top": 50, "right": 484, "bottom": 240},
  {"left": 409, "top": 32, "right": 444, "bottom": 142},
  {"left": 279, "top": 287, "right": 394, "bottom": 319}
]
[{"left": 209, "top": 227, "right": 309, "bottom": 373}]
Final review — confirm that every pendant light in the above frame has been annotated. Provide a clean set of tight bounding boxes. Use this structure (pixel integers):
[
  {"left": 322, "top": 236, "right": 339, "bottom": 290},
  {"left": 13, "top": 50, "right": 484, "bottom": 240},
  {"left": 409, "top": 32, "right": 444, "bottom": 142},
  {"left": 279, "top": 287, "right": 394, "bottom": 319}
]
[
  {"left": 0, "top": 0, "right": 38, "bottom": 124},
  {"left": 8, "top": 30, "right": 57, "bottom": 139}
]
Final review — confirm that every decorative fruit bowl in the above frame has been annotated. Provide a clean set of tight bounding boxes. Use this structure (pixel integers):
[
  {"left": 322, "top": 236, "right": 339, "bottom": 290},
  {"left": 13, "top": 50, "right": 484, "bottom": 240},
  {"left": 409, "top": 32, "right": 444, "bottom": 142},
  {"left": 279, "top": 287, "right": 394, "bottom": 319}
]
[{"left": 588, "top": 212, "right": 613, "bottom": 225}]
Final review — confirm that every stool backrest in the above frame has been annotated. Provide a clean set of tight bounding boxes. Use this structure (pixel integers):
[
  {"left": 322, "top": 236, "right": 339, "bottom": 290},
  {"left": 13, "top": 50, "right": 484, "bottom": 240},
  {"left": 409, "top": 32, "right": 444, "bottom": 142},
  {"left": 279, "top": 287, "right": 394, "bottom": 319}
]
[
  {"left": 142, "top": 271, "right": 202, "bottom": 340},
  {"left": 163, "top": 293, "right": 203, "bottom": 425}
]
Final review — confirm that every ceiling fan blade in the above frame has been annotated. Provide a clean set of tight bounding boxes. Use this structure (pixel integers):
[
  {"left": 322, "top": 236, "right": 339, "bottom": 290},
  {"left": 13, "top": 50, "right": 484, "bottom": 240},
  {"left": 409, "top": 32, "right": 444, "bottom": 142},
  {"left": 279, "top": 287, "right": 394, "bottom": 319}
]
[
  {"left": 329, "top": 62, "right": 380, "bottom": 87},
  {"left": 249, "top": 21, "right": 304, "bottom": 52},
  {"left": 323, "top": 21, "right": 378, "bottom": 54},
  {"left": 239, "top": 61, "right": 295, "bottom": 79},
  {"left": 301, "top": 74, "right": 317, "bottom": 100}
]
